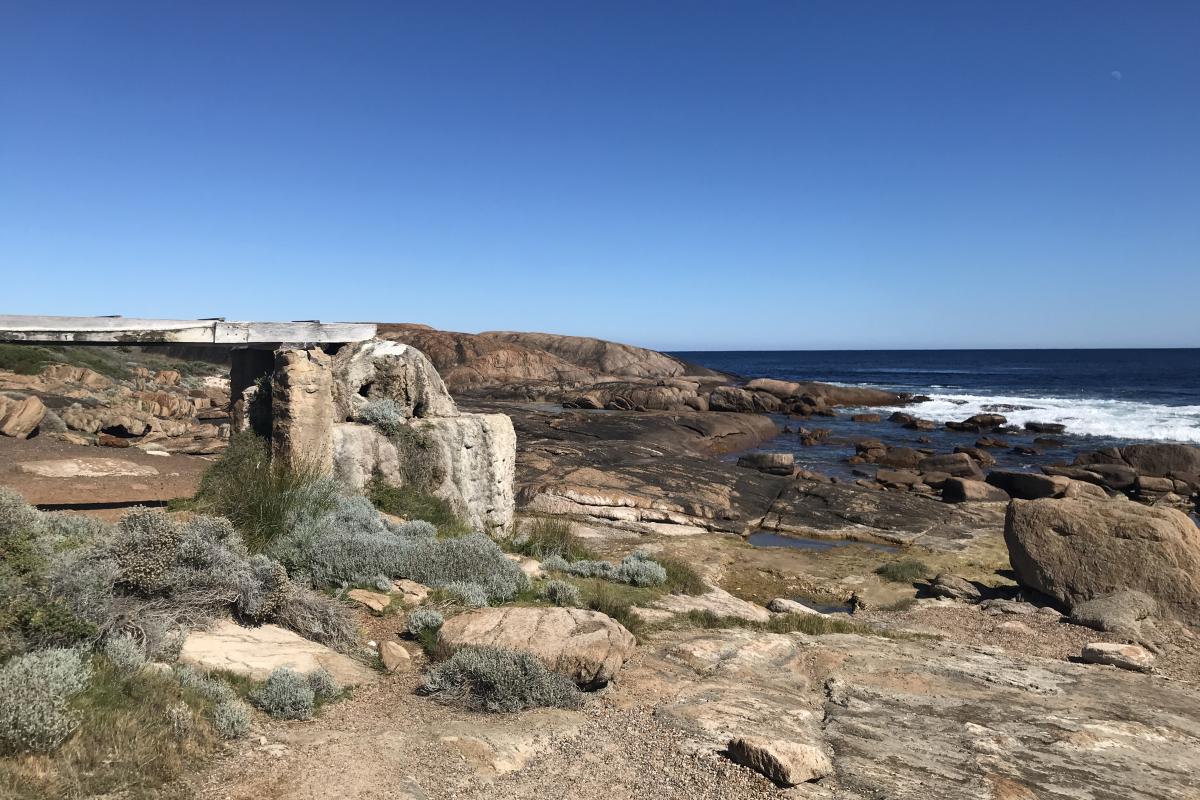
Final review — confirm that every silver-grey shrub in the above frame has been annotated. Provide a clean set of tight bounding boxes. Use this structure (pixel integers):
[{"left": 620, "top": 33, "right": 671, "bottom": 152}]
[
  {"left": 419, "top": 646, "right": 581, "bottom": 713},
  {"left": 0, "top": 648, "right": 93, "bottom": 754},
  {"left": 249, "top": 667, "right": 315, "bottom": 720},
  {"left": 540, "top": 579, "right": 581, "bottom": 607},
  {"left": 356, "top": 398, "right": 406, "bottom": 437},
  {"left": 614, "top": 553, "right": 668, "bottom": 587},
  {"left": 306, "top": 668, "right": 340, "bottom": 700},
  {"left": 271, "top": 583, "right": 360, "bottom": 654},
  {"left": 102, "top": 634, "right": 146, "bottom": 673},
  {"left": 442, "top": 581, "right": 489, "bottom": 608},
  {"left": 397, "top": 520, "right": 437, "bottom": 539},
  {"left": 212, "top": 697, "right": 251, "bottom": 739},
  {"left": 405, "top": 608, "right": 444, "bottom": 637},
  {"left": 271, "top": 497, "right": 529, "bottom": 603},
  {"left": 540, "top": 554, "right": 570, "bottom": 573}
]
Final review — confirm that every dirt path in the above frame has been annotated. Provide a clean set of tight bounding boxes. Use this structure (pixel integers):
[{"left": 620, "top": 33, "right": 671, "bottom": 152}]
[{"left": 184, "top": 649, "right": 778, "bottom": 800}]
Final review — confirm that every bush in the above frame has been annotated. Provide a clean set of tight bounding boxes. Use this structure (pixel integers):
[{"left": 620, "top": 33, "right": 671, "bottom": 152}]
[
  {"left": 0, "top": 648, "right": 92, "bottom": 754},
  {"left": 191, "top": 432, "right": 340, "bottom": 552},
  {"left": 249, "top": 667, "right": 315, "bottom": 720},
  {"left": 540, "top": 579, "right": 581, "bottom": 607},
  {"left": 356, "top": 399, "right": 406, "bottom": 437},
  {"left": 102, "top": 635, "right": 145, "bottom": 674},
  {"left": 167, "top": 701, "right": 193, "bottom": 740},
  {"left": 367, "top": 479, "right": 469, "bottom": 537},
  {"left": 582, "top": 581, "right": 644, "bottom": 638},
  {"left": 510, "top": 517, "right": 596, "bottom": 561},
  {"left": 405, "top": 608, "right": 444, "bottom": 638},
  {"left": 419, "top": 646, "right": 581, "bottom": 713},
  {"left": 267, "top": 494, "right": 411, "bottom": 586},
  {"left": 358, "top": 401, "right": 443, "bottom": 490},
  {"left": 306, "top": 668, "right": 340, "bottom": 701},
  {"left": 397, "top": 520, "right": 437, "bottom": 539},
  {"left": 441, "top": 581, "right": 490, "bottom": 608},
  {"left": 211, "top": 697, "right": 251, "bottom": 739},
  {"left": 874, "top": 558, "right": 932, "bottom": 584},
  {"left": 272, "top": 584, "right": 361, "bottom": 654},
  {"left": 542, "top": 551, "right": 668, "bottom": 588},
  {"left": 614, "top": 552, "right": 668, "bottom": 587}
]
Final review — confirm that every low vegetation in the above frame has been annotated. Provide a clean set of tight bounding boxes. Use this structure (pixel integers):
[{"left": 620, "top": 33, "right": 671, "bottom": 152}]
[
  {"left": 358, "top": 399, "right": 445, "bottom": 490},
  {"left": 189, "top": 432, "right": 341, "bottom": 552},
  {"left": 249, "top": 667, "right": 340, "bottom": 721},
  {"left": 367, "top": 479, "right": 471, "bottom": 537},
  {"left": 541, "top": 550, "right": 669, "bottom": 588},
  {"left": 540, "top": 579, "right": 582, "bottom": 607},
  {"left": 508, "top": 517, "right": 597, "bottom": 561},
  {"left": 874, "top": 558, "right": 933, "bottom": 584},
  {"left": 672, "top": 609, "right": 929, "bottom": 640},
  {"left": 419, "top": 646, "right": 581, "bottom": 713}
]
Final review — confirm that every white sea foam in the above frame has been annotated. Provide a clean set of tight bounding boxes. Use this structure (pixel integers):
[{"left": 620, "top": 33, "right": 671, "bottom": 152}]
[{"left": 912, "top": 393, "right": 1200, "bottom": 444}]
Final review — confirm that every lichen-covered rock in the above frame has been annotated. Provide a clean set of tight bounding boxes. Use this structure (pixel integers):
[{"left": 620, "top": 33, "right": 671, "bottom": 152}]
[
  {"left": 1005, "top": 498, "right": 1200, "bottom": 626},
  {"left": 437, "top": 607, "right": 635, "bottom": 687}
]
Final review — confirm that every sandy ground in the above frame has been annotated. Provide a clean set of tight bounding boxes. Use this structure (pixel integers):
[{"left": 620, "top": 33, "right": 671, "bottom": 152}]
[{"left": 0, "top": 435, "right": 212, "bottom": 518}]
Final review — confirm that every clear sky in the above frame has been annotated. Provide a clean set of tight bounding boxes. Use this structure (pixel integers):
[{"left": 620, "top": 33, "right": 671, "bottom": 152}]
[{"left": 2, "top": 2, "right": 1197, "bottom": 350}]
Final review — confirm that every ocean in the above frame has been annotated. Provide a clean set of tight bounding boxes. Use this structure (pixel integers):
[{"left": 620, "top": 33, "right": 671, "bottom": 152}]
[{"left": 673, "top": 348, "right": 1200, "bottom": 478}]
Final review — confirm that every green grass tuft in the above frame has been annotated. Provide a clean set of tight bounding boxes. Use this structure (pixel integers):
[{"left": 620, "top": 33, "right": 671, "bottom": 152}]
[
  {"left": 367, "top": 479, "right": 471, "bottom": 537},
  {"left": 508, "top": 517, "right": 597, "bottom": 561},
  {"left": 874, "top": 558, "right": 932, "bottom": 584}
]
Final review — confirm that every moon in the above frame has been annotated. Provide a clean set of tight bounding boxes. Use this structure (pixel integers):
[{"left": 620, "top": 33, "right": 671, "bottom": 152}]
[{"left": 1111, "top": 70, "right": 1123, "bottom": 81}]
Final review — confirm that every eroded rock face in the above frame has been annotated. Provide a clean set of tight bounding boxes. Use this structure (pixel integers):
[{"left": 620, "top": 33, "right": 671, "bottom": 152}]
[
  {"left": 332, "top": 340, "right": 458, "bottom": 422},
  {"left": 178, "top": 620, "right": 378, "bottom": 686},
  {"left": 437, "top": 606, "right": 635, "bottom": 687},
  {"left": 272, "top": 347, "right": 335, "bottom": 473},
  {"left": 0, "top": 394, "right": 47, "bottom": 438},
  {"left": 1005, "top": 498, "right": 1200, "bottom": 626}
]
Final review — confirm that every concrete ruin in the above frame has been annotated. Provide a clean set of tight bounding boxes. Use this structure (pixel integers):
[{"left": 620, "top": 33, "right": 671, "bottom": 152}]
[{"left": 0, "top": 315, "right": 515, "bottom": 532}]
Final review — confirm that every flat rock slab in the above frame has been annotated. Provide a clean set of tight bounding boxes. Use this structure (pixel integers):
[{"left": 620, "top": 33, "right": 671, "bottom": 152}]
[
  {"left": 437, "top": 606, "right": 635, "bottom": 687},
  {"left": 651, "top": 587, "right": 771, "bottom": 623},
  {"left": 15, "top": 457, "right": 160, "bottom": 478},
  {"left": 179, "top": 620, "right": 378, "bottom": 686}
]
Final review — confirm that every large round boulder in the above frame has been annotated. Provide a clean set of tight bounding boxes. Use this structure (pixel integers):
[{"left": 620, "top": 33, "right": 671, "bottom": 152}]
[
  {"left": 1004, "top": 498, "right": 1200, "bottom": 626},
  {"left": 437, "top": 606, "right": 636, "bottom": 687}
]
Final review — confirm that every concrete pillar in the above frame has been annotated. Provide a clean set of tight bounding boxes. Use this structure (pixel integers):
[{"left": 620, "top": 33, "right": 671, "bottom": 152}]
[{"left": 271, "top": 347, "right": 334, "bottom": 473}]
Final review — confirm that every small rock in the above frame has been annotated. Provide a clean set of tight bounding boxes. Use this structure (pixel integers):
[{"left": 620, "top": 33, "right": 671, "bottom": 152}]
[
  {"left": 996, "top": 621, "right": 1033, "bottom": 635},
  {"left": 380, "top": 641, "right": 412, "bottom": 672},
  {"left": 392, "top": 579, "right": 431, "bottom": 607},
  {"left": 766, "top": 598, "right": 825, "bottom": 616},
  {"left": 727, "top": 736, "right": 832, "bottom": 786},
  {"left": 929, "top": 574, "right": 982, "bottom": 602},
  {"left": 347, "top": 589, "right": 392, "bottom": 614},
  {"left": 1080, "top": 642, "right": 1155, "bottom": 673}
]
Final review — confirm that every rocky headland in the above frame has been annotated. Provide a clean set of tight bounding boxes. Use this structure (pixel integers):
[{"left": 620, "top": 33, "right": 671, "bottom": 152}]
[{"left": 2, "top": 327, "right": 1199, "bottom": 799}]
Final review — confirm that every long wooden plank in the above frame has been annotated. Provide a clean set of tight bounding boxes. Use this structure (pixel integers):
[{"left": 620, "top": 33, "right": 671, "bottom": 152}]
[{"left": 0, "top": 315, "right": 376, "bottom": 344}]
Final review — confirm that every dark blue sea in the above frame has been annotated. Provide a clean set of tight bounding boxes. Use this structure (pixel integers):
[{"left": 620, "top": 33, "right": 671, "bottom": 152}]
[{"left": 672, "top": 349, "right": 1200, "bottom": 478}]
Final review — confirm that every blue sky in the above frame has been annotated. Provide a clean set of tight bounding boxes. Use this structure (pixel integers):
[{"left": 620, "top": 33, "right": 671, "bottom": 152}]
[{"left": 1, "top": 2, "right": 1197, "bottom": 350}]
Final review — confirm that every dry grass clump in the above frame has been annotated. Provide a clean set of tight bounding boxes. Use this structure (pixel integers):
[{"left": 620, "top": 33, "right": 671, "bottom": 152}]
[{"left": 509, "top": 517, "right": 596, "bottom": 561}]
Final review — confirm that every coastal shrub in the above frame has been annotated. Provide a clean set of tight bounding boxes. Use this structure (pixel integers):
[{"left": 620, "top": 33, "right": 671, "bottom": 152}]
[
  {"left": 211, "top": 697, "right": 251, "bottom": 739},
  {"left": 540, "top": 579, "right": 581, "bottom": 607},
  {"left": 367, "top": 479, "right": 470, "bottom": 536},
  {"left": 306, "top": 668, "right": 340, "bottom": 701},
  {"left": 249, "top": 667, "right": 316, "bottom": 720},
  {"left": 275, "top": 585, "right": 361, "bottom": 654},
  {"left": 614, "top": 552, "right": 668, "bottom": 587},
  {"left": 268, "top": 494, "right": 410, "bottom": 586},
  {"left": 510, "top": 517, "right": 596, "bottom": 561},
  {"left": 191, "top": 432, "right": 340, "bottom": 552},
  {"left": 419, "top": 646, "right": 581, "bottom": 713},
  {"left": 874, "top": 558, "right": 932, "bottom": 584},
  {"left": 0, "top": 343, "right": 62, "bottom": 375},
  {"left": 543, "top": 552, "right": 668, "bottom": 588},
  {"left": 356, "top": 398, "right": 407, "bottom": 437},
  {"left": 0, "top": 648, "right": 92, "bottom": 754},
  {"left": 441, "top": 581, "right": 490, "bottom": 608},
  {"left": 101, "top": 634, "right": 145, "bottom": 674},
  {"left": 397, "top": 520, "right": 437, "bottom": 539},
  {"left": 405, "top": 608, "right": 444, "bottom": 638},
  {"left": 405, "top": 534, "right": 531, "bottom": 602}
]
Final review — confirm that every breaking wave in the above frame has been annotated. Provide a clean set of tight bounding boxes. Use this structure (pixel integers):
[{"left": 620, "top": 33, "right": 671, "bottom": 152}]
[{"left": 913, "top": 393, "right": 1200, "bottom": 444}]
